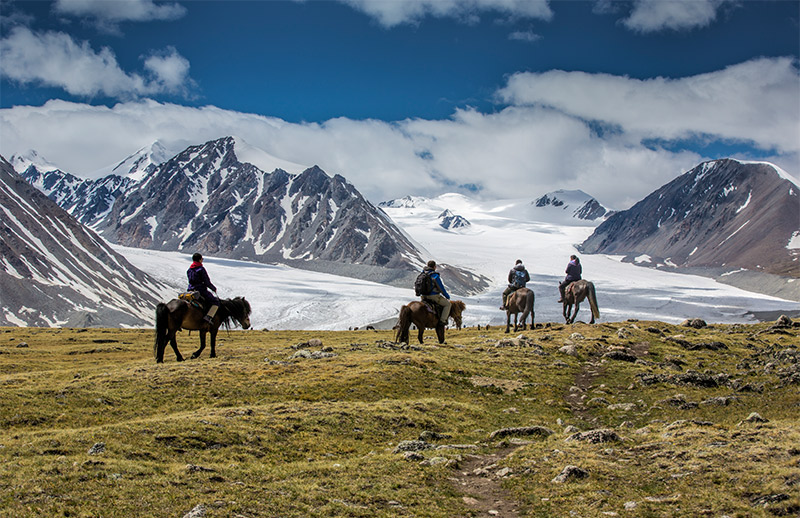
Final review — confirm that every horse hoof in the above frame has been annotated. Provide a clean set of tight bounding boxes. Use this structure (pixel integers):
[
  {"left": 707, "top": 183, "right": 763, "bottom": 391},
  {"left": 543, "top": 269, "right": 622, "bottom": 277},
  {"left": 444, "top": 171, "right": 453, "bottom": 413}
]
[
  {"left": 210, "top": 354, "right": 216, "bottom": 359},
  {"left": 177, "top": 357, "right": 184, "bottom": 362}
]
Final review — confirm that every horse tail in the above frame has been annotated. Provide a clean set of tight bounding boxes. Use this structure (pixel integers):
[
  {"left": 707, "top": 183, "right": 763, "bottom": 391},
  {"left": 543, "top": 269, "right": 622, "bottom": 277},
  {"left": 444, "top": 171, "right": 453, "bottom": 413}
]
[
  {"left": 587, "top": 282, "right": 600, "bottom": 320},
  {"left": 525, "top": 289, "right": 535, "bottom": 326},
  {"left": 395, "top": 305, "right": 412, "bottom": 343},
  {"left": 154, "top": 302, "right": 169, "bottom": 360}
]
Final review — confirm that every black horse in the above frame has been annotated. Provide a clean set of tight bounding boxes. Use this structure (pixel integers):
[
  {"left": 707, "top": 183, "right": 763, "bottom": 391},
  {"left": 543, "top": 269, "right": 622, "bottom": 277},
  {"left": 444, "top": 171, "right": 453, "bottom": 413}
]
[{"left": 154, "top": 296, "right": 251, "bottom": 363}]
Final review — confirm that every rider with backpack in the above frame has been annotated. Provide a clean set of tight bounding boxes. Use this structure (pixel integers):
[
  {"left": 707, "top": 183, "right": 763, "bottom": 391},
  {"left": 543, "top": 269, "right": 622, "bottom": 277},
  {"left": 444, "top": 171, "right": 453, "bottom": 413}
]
[
  {"left": 415, "top": 260, "right": 451, "bottom": 333},
  {"left": 500, "top": 259, "right": 530, "bottom": 310}
]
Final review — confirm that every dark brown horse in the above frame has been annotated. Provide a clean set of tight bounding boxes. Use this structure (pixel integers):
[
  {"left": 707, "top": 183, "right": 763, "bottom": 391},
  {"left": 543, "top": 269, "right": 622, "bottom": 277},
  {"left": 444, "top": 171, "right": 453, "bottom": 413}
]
[
  {"left": 154, "top": 296, "right": 251, "bottom": 363},
  {"left": 562, "top": 280, "right": 599, "bottom": 324},
  {"left": 505, "top": 287, "right": 535, "bottom": 333},
  {"left": 395, "top": 300, "right": 465, "bottom": 344}
]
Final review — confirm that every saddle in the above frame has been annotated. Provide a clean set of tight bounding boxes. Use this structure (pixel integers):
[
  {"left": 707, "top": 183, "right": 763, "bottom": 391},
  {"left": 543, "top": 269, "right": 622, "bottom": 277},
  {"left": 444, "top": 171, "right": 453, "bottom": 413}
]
[
  {"left": 422, "top": 300, "right": 443, "bottom": 320},
  {"left": 179, "top": 291, "right": 206, "bottom": 311}
]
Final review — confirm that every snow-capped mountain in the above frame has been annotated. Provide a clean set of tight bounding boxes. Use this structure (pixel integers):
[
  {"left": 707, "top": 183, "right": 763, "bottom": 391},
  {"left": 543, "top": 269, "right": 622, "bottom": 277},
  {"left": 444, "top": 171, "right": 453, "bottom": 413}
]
[
  {"left": 106, "top": 140, "right": 172, "bottom": 182},
  {"left": 0, "top": 155, "right": 172, "bottom": 327},
  {"left": 439, "top": 209, "right": 471, "bottom": 230},
  {"left": 92, "top": 137, "right": 487, "bottom": 294},
  {"left": 533, "top": 189, "right": 608, "bottom": 221},
  {"left": 13, "top": 150, "right": 134, "bottom": 227},
  {"left": 378, "top": 195, "right": 427, "bottom": 209},
  {"left": 580, "top": 159, "right": 800, "bottom": 279}
]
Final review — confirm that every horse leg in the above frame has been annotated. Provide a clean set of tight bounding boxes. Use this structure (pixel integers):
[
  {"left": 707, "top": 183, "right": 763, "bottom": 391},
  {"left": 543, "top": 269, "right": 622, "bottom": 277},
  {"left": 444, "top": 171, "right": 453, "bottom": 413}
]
[
  {"left": 436, "top": 324, "right": 445, "bottom": 344},
  {"left": 563, "top": 303, "right": 570, "bottom": 324},
  {"left": 570, "top": 302, "right": 580, "bottom": 324},
  {"left": 191, "top": 330, "right": 207, "bottom": 359},
  {"left": 505, "top": 311, "right": 511, "bottom": 334},
  {"left": 169, "top": 331, "right": 184, "bottom": 362},
  {"left": 417, "top": 326, "right": 425, "bottom": 344},
  {"left": 210, "top": 328, "right": 218, "bottom": 358}
]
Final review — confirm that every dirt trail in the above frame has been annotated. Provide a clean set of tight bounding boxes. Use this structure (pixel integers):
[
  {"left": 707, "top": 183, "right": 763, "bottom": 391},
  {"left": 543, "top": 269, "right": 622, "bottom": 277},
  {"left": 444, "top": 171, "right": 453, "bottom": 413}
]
[{"left": 449, "top": 445, "right": 522, "bottom": 517}]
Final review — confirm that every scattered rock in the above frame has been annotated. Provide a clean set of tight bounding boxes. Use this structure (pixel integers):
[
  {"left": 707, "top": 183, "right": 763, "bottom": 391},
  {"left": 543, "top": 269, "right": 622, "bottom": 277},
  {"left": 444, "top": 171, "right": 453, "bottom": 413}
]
[
  {"left": 751, "top": 494, "right": 789, "bottom": 507},
  {"left": 617, "top": 328, "right": 632, "bottom": 339},
  {"left": 774, "top": 315, "right": 794, "bottom": 328},
  {"left": 607, "top": 403, "right": 636, "bottom": 412},
  {"left": 743, "top": 412, "right": 768, "bottom": 423},
  {"left": 559, "top": 344, "right": 578, "bottom": 356},
  {"left": 418, "top": 430, "right": 451, "bottom": 442},
  {"left": 308, "top": 338, "right": 323, "bottom": 348},
  {"left": 393, "top": 440, "right": 434, "bottom": 453},
  {"left": 569, "top": 333, "right": 585, "bottom": 341},
  {"left": 552, "top": 465, "right": 589, "bottom": 483},
  {"left": 183, "top": 504, "right": 207, "bottom": 518},
  {"left": 16, "top": 342, "right": 29, "bottom": 348},
  {"left": 603, "top": 350, "right": 637, "bottom": 362},
  {"left": 682, "top": 318, "right": 707, "bottom": 329},
  {"left": 402, "top": 451, "right": 424, "bottom": 461},
  {"left": 565, "top": 429, "right": 622, "bottom": 444},
  {"left": 488, "top": 426, "right": 554, "bottom": 440},
  {"left": 87, "top": 443, "right": 105, "bottom": 455}
]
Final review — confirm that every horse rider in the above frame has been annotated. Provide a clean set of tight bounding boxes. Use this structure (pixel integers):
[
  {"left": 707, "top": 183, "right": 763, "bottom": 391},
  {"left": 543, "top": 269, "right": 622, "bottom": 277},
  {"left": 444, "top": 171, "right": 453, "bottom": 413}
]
[
  {"left": 420, "top": 260, "right": 451, "bottom": 334},
  {"left": 558, "top": 254, "right": 582, "bottom": 303},
  {"left": 187, "top": 252, "right": 219, "bottom": 323},
  {"left": 500, "top": 259, "right": 530, "bottom": 310}
]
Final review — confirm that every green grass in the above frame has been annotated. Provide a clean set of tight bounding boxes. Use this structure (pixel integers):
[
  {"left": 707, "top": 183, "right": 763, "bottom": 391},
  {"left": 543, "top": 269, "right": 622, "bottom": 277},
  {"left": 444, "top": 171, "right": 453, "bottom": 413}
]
[{"left": 0, "top": 321, "right": 798, "bottom": 517}]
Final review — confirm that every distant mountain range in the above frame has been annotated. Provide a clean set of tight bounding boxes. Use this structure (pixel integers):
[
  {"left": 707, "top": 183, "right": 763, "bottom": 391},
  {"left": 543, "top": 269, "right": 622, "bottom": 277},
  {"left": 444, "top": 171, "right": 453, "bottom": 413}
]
[
  {"left": 0, "top": 156, "right": 172, "bottom": 326},
  {"left": 580, "top": 159, "right": 799, "bottom": 299},
  {"left": 12, "top": 137, "right": 489, "bottom": 296},
  {"left": 533, "top": 189, "right": 609, "bottom": 221}
]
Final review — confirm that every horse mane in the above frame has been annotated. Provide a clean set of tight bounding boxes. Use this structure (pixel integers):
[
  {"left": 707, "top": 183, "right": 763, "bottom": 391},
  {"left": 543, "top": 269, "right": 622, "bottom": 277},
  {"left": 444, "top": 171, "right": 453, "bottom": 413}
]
[
  {"left": 219, "top": 297, "right": 251, "bottom": 329},
  {"left": 451, "top": 300, "right": 466, "bottom": 315}
]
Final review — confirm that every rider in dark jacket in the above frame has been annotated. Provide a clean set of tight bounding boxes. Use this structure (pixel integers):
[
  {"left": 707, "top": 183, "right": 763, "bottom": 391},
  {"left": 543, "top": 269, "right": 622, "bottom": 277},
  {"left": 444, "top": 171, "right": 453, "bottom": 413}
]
[
  {"left": 501, "top": 259, "right": 530, "bottom": 310},
  {"left": 558, "top": 255, "right": 582, "bottom": 302},
  {"left": 421, "top": 260, "right": 451, "bottom": 331},
  {"left": 187, "top": 253, "right": 219, "bottom": 323}
]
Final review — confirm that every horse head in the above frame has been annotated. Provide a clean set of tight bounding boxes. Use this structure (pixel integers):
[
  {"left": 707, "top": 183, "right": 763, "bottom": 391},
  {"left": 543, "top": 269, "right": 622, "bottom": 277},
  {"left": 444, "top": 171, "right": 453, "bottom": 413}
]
[{"left": 231, "top": 297, "right": 252, "bottom": 329}]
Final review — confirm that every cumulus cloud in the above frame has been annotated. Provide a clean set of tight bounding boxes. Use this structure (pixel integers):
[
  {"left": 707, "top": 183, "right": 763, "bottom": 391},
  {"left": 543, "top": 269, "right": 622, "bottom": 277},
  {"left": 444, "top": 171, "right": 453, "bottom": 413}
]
[
  {"left": 339, "top": 0, "right": 552, "bottom": 27},
  {"left": 54, "top": 0, "right": 186, "bottom": 32},
  {"left": 0, "top": 26, "right": 194, "bottom": 98},
  {"left": 1, "top": 60, "right": 797, "bottom": 209},
  {"left": 497, "top": 57, "right": 800, "bottom": 154},
  {"left": 622, "top": 0, "right": 729, "bottom": 33}
]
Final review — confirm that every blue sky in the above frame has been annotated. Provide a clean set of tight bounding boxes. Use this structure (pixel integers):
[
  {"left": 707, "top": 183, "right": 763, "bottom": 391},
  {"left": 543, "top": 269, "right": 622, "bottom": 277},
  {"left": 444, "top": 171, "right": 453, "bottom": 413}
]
[{"left": 1, "top": 0, "right": 798, "bottom": 207}]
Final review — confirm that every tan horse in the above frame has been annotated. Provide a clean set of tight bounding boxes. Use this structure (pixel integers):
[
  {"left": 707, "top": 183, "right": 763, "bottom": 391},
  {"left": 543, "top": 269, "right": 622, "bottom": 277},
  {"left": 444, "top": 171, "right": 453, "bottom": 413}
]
[
  {"left": 505, "top": 287, "right": 535, "bottom": 333},
  {"left": 154, "top": 296, "right": 251, "bottom": 363},
  {"left": 395, "top": 300, "right": 465, "bottom": 344},
  {"left": 562, "top": 280, "right": 599, "bottom": 324}
]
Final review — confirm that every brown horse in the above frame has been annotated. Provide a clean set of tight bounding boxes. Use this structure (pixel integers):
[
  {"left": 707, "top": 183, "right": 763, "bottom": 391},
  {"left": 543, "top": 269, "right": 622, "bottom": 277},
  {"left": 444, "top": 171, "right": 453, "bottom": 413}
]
[
  {"left": 505, "top": 287, "right": 535, "bottom": 333},
  {"left": 562, "top": 280, "right": 599, "bottom": 324},
  {"left": 154, "top": 296, "right": 251, "bottom": 363},
  {"left": 395, "top": 300, "right": 465, "bottom": 344}
]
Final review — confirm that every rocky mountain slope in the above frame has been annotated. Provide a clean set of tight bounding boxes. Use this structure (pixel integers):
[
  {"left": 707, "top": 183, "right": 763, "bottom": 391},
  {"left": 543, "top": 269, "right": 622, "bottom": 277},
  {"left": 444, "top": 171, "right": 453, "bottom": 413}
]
[
  {"left": 0, "top": 155, "right": 172, "bottom": 327},
  {"left": 533, "top": 189, "right": 609, "bottom": 221},
  {"left": 580, "top": 159, "right": 799, "bottom": 298}
]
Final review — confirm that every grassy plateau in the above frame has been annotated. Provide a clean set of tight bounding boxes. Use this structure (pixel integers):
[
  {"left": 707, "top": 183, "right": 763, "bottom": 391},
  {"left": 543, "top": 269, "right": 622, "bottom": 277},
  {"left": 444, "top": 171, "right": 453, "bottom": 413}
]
[{"left": 0, "top": 318, "right": 798, "bottom": 517}]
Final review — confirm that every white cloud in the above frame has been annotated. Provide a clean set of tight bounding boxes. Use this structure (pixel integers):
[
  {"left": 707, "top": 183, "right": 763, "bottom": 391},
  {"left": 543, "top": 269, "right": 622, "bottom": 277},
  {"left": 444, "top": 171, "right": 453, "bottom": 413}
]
[
  {"left": 54, "top": 0, "right": 186, "bottom": 32},
  {"left": 497, "top": 57, "right": 800, "bottom": 155},
  {"left": 0, "top": 26, "right": 194, "bottom": 98},
  {"left": 1, "top": 60, "right": 797, "bottom": 210},
  {"left": 508, "top": 30, "right": 541, "bottom": 42},
  {"left": 340, "top": 0, "right": 552, "bottom": 27},
  {"left": 622, "top": 0, "right": 728, "bottom": 33}
]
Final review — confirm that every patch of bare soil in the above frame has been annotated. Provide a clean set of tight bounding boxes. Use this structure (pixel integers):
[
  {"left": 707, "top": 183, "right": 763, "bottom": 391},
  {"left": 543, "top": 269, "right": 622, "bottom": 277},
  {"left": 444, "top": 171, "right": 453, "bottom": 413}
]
[{"left": 449, "top": 446, "right": 522, "bottom": 517}]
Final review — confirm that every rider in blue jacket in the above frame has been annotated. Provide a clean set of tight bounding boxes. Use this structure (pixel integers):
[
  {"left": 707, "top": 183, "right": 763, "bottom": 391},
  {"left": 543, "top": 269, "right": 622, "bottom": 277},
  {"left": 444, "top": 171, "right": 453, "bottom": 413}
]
[
  {"left": 187, "top": 253, "right": 219, "bottom": 323},
  {"left": 421, "top": 260, "right": 451, "bottom": 331}
]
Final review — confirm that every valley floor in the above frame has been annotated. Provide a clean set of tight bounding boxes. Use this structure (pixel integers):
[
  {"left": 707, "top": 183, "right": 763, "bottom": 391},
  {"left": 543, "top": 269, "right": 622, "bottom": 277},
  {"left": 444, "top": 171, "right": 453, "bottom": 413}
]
[{"left": 1, "top": 319, "right": 798, "bottom": 517}]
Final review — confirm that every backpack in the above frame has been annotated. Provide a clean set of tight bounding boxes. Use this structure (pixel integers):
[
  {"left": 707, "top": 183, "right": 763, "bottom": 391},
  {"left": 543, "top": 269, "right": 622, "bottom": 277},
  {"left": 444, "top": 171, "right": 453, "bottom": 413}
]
[
  {"left": 414, "top": 271, "right": 432, "bottom": 296},
  {"left": 512, "top": 268, "right": 528, "bottom": 288}
]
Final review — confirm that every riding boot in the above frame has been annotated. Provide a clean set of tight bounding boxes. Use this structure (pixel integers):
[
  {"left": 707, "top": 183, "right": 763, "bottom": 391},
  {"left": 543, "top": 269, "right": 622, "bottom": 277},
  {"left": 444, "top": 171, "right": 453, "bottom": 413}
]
[{"left": 204, "top": 304, "right": 218, "bottom": 323}]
